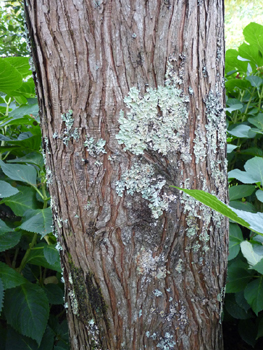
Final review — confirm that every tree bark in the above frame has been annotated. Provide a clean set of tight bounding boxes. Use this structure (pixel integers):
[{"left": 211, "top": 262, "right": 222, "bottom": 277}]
[{"left": 25, "top": 0, "right": 228, "bottom": 349}]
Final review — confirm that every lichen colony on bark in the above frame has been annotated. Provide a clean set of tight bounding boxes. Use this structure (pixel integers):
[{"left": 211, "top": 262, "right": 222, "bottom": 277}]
[{"left": 24, "top": 0, "right": 228, "bottom": 349}]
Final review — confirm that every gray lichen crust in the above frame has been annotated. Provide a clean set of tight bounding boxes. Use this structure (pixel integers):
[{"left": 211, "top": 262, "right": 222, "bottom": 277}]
[
  {"left": 116, "top": 162, "right": 168, "bottom": 219},
  {"left": 116, "top": 74, "right": 189, "bottom": 156}
]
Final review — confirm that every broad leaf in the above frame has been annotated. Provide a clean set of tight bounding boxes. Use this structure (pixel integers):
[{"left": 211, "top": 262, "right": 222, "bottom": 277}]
[
  {"left": 226, "top": 259, "right": 253, "bottom": 293},
  {"left": 4, "top": 57, "right": 31, "bottom": 79},
  {"left": 43, "top": 284, "right": 63, "bottom": 305},
  {"left": 0, "top": 160, "right": 37, "bottom": 186},
  {"left": 228, "top": 124, "right": 256, "bottom": 138},
  {"left": 244, "top": 277, "right": 263, "bottom": 315},
  {"left": 240, "top": 241, "right": 263, "bottom": 267},
  {"left": 0, "top": 278, "right": 4, "bottom": 315},
  {"left": 7, "top": 152, "right": 44, "bottom": 168},
  {"left": 0, "top": 180, "right": 19, "bottom": 198},
  {"left": 19, "top": 208, "right": 53, "bottom": 237},
  {"left": 256, "top": 189, "right": 263, "bottom": 203},
  {"left": 0, "top": 262, "right": 27, "bottom": 289},
  {"left": 244, "top": 157, "right": 263, "bottom": 185},
  {"left": 225, "top": 294, "right": 252, "bottom": 319},
  {"left": 248, "top": 113, "right": 263, "bottom": 130},
  {"left": 228, "top": 169, "right": 257, "bottom": 184},
  {"left": 0, "top": 219, "right": 13, "bottom": 235},
  {"left": 246, "top": 75, "right": 263, "bottom": 88},
  {"left": 26, "top": 243, "right": 61, "bottom": 272},
  {"left": 243, "top": 22, "right": 263, "bottom": 54},
  {"left": 4, "top": 283, "right": 49, "bottom": 345},
  {"left": 227, "top": 144, "right": 238, "bottom": 153},
  {"left": 229, "top": 224, "right": 243, "bottom": 261},
  {"left": 0, "top": 186, "right": 38, "bottom": 216},
  {"left": 229, "top": 185, "right": 255, "bottom": 201},
  {"left": 44, "top": 244, "right": 60, "bottom": 265},
  {"left": 0, "top": 58, "right": 22, "bottom": 93},
  {"left": 0, "top": 231, "right": 22, "bottom": 252}
]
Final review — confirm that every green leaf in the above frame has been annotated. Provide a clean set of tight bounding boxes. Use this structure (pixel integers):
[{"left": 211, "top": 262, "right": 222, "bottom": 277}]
[
  {"left": 0, "top": 160, "right": 37, "bottom": 186},
  {"left": 248, "top": 113, "right": 263, "bottom": 130},
  {"left": 253, "top": 259, "right": 263, "bottom": 275},
  {"left": 6, "top": 326, "right": 37, "bottom": 350},
  {"left": 243, "top": 22, "right": 263, "bottom": 54},
  {"left": 4, "top": 283, "right": 49, "bottom": 345},
  {"left": 229, "top": 157, "right": 263, "bottom": 185},
  {"left": 0, "top": 219, "right": 13, "bottom": 235},
  {"left": 256, "top": 317, "right": 263, "bottom": 339},
  {"left": 240, "top": 241, "right": 263, "bottom": 267},
  {"left": 239, "top": 43, "right": 263, "bottom": 69},
  {"left": 0, "top": 278, "right": 4, "bottom": 315},
  {"left": 44, "top": 244, "right": 60, "bottom": 265},
  {"left": 0, "top": 262, "right": 27, "bottom": 289},
  {"left": 227, "top": 144, "right": 238, "bottom": 153},
  {"left": 7, "top": 152, "right": 44, "bottom": 168},
  {"left": 226, "top": 260, "right": 253, "bottom": 293},
  {"left": 9, "top": 78, "right": 36, "bottom": 99},
  {"left": 240, "top": 147, "right": 263, "bottom": 157},
  {"left": 0, "top": 231, "right": 22, "bottom": 252},
  {"left": 26, "top": 243, "right": 61, "bottom": 272},
  {"left": 19, "top": 208, "right": 53, "bottom": 237},
  {"left": 229, "top": 201, "right": 256, "bottom": 213},
  {"left": 256, "top": 189, "right": 263, "bottom": 203},
  {"left": 229, "top": 224, "right": 243, "bottom": 261},
  {"left": 172, "top": 186, "right": 250, "bottom": 228},
  {"left": 229, "top": 185, "right": 255, "bottom": 201},
  {"left": 244, "top": 157, "right": 263, "bottom": 185},
  {"left": 246, "top": 75, "right": 263, "bottom": 88},
  {"left": 225, "top": 49, "right": 248, "bottom": 73},
  {"left": 0, "top": 180, "right": 19, "bottom": 198},
  {"left": 0, "top": 186, "right": 38, "bottom": 216},
  {"left": 0, "top": 132, "right": 41, "bottom": 151},
  {"left": 228, "top": 169, "right": 257, "bottom": 184},
  {"left": 235, "top": 291, "right": 251, "bottom": 312},
  {"left": 9, "top": 103, "right": 39, "bottom": 118},
  {"left": 225, "top": 103, "right": 243, "bottom": 113},
  {"left": 228, "top": 124, "right": 256, "bottom": 138},
  {"left": 225, "top": 294, "right": 252, "bottom": 319},
  {"left": 4, "top": 57, "right": 30, "bottom": 79},
  {"left": 43, "top": 284, "right": 63, "bottom": 305},
  {"left": 0, "top": 58, "right": 22, "bottom": 93},
  {"left": 244, "top": 277, "right": 263, "bottom": 315}
]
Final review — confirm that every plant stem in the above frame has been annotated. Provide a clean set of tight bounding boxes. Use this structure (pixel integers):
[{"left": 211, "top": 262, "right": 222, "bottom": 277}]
[{"left": 17, "top": 232, "right": 38, "bottom": 273}]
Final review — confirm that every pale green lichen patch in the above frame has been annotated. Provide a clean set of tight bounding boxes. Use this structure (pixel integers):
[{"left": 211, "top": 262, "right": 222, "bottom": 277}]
[
  {"left": 115, "top": 162, "right": 168, "bottom": 218},
  {"left": 84, "top": 137, "right": 106, "bottom": 157},
  {"left": 60, "top": 110, "right": 79, "bottom": 145},
  {"left": 116, "top": 71, "right": 189, "bottom": 156},
  {"left": 157, "top": 333, "right": 176, "bottom": 349}
]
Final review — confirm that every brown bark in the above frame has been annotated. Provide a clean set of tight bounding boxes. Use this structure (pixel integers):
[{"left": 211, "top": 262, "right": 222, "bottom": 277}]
[{"left": 25, "top": 0, "right": 228, "bottom": 349}]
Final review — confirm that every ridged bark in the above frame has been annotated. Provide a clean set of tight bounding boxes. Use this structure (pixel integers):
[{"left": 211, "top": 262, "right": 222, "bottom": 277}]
[{"left": 25, "top": 1, "right": 228, "bottom": 349}]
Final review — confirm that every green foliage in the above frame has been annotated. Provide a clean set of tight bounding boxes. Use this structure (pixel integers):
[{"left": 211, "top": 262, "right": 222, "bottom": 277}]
[
  {"left": 176, "top": 22, "right": 263, "bottom": 347},
  {"left": 0, "top": 56, "right": 69, "bottom": 349},
  {"left": 0, "top": 1, "right": 29, "bottom": 57}
]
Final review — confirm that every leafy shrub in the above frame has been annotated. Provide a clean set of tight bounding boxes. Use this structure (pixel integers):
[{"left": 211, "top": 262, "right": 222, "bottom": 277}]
[{"left": 0, "top": 57, "right": 69, "bottom": 349}]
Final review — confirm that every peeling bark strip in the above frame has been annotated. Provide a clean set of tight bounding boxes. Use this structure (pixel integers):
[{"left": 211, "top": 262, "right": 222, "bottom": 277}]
[{"left": 25, "top": 0, "right": 228, "bottom": 349}]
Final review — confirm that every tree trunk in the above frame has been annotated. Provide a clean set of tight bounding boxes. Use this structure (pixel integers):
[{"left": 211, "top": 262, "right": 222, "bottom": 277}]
[{"left": 25, "top": 0, "right": 228, "bottom": 349}]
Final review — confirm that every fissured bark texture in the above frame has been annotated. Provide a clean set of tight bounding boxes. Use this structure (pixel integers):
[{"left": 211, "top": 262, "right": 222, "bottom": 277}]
[{"left": 25, "top": 1, "right": 228, "bottom": 349}]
